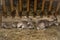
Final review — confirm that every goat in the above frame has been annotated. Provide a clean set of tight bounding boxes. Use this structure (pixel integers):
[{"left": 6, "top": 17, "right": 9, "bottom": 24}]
[
  {"left": 37, "top": 17, "right": 59, "bottom": 30},
  {"left": 37, "top": 20, "right": 49, "bottom": 30},
  {"left": 2, "top": 22, "right": 13, "bottom": 29},
  {"left": 17, "top": 21, "right": 28, "bottom": 29},
  {"left": 17, "top": 20, "right": 35, "bottom": 29}
]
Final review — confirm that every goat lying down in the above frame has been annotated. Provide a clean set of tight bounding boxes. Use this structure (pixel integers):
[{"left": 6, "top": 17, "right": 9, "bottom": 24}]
[
  {"left": 17, "top": 20, "right": 35, "bottom": 29},
  {"left": 37, "top": 19, "right": 59, "bottom": 30},
  {"left": 1, "top": 18, "right": 35, "bottom": 29},
  {"left": 2, "top": 20, "right": 59, "bottom": 29},
  {"left": 1, "top": 17, "right": 59, "bottom": 29},
  {"left": 2, "top": 22, "right": 18, "bottom": 29},
  {"left": 2, "top": 22, "right": 13, "bottom": 29}
]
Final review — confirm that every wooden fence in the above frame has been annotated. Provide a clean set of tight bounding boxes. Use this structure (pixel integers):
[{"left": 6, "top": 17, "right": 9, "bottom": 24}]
[{"left": 1, "top": 0, "right": 60, "bottom": 18}]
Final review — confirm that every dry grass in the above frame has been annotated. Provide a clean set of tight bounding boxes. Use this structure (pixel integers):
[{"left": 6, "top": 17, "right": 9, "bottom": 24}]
[
  {"left": 1, "top": 16, "right": 60, "bottom": 40},
  {"left": 0, "top": 26, "right": 60, "bottom": 40}
]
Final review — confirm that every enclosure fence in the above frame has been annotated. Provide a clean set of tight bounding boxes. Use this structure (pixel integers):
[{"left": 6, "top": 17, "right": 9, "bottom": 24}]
[{"left": 1, "top": 0, "right": 60, "bottom": 18}]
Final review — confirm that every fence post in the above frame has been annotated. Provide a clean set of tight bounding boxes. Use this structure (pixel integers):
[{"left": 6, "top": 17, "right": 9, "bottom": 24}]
[
  {"left": 55, "top": 2, "right": 60, "bottom": 16},
  {"left": 48, "top": 0, "right": 54, "bottom": 17},
  {"left": 41, "top": 0, "right": 45, "bottom": 17},
  {"left": 15, "top": 4, "right": 19, "bottom": 17},
  {"left": 10, "top": 0, "right": 16, "bottom": 18},
  {"left": 33, "top": 0, "right": 37, "bottom": 17},
  {"left": 2, "top": 0, "right": 7, "bottom": 17},
  {"left": 10, "top": 0, "right": 14, "bottom": 12},
  {"left": 26, "top": 0, "right": 30, "bottom": 18},
  {"left": 18, "top": 0, "right": 22, "bottom": 18}
]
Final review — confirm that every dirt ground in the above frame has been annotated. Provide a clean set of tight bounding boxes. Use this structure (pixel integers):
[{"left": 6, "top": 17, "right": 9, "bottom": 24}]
[
  {"left": 0, "top": 26, "right": 60, "bottom": 40},
  {"left": 1, "top": 16, "right": 60, "bottom": 40}
]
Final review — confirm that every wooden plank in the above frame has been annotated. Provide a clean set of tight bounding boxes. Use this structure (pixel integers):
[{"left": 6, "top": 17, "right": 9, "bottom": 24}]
[
  {"left": 33, "top": 0, "right": 37, "bottom": 17},
  {"left": 26, "top": 0, "right": 30, "bottom": 17},
  {"left": 56, "top": 3, "right": 60, "bottom": 12},
  {"left": 18, "top": 0, "right": 22, "bottom": 12},
  {"left": 2, "top": 0, "right": 6, "bottom": 13},
  {"left": 18, "top": 0, "right": 22, "bottom": 17},
  {"left": 55, "top": 2, "right": 60, "bottom": 16},
  {"left": 40, "top": 0, "right": 45, "bottom": 17},
  {"left": 47, "top": 0, "right": 54, "bottom": 17},
  {"left": 27, "top": 0, "right": 30, "bottom": 12},
  {"left": 49, "top": 0, "right": 54, "bottom": 11},
  {"left": 10, "top": 0, "right": 14, "bottom": 11},
  {"left": 15, "top": 4, "right": 19, "bottom": 17},
  {"left": 34, "top": 0, "right": 37, "bottom": 12},
  {"left": 2, "top": 0, "right": 7, "bottom": 17},
  {"left": 41, "top": 0, "right": 45, "bottom": 11}
]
